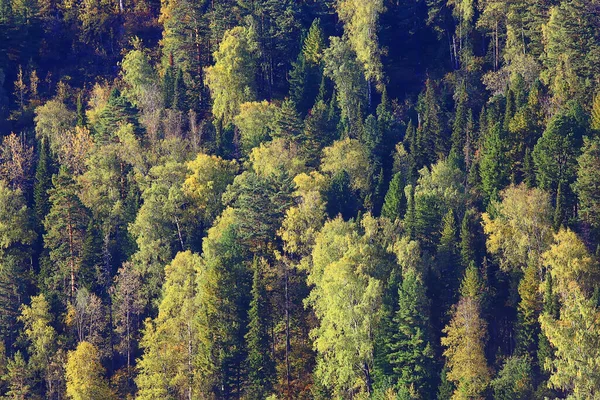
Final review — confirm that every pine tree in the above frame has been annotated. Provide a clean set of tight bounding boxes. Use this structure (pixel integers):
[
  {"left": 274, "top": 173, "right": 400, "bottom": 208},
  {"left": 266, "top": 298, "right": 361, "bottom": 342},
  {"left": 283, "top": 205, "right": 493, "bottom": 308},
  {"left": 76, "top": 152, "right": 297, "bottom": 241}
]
[
  {"left": 516, "top": 264, "right": 541, "bottom": 360},
  {"left": 76, "top": 93, "right": 86, "bottom": 127},
  {"left": 381, "top": 172, "right": 406, "bottom": 221},
  {"left": 245, "top": 257, "right": 275, "bottom": 399},
  {"left": 459, "top": 209, "right": 479, "bottom": 268},
  {"left": 450, "top": 85, "right": 468, "bottom": 167},
  {"left": 437, "top": 210, "right": 461, "bottom": 321},
  {"left": 172, "top": 68, "right": 187, "bottom": 111},
  {"left": 421, "top": 78, "right": 447, "bottom": 162},
  {"left": 273, "top": 98, "right": 304, "bottom": 142},
  {"left": 163, "top": 65, "right": 175, "bottom": 108},
  {"left": 0, "top": 181, "right": 34, "bottom": 346},
  {"left": 573, "top": 136, "right": 600, "bottom": 234},
  {"left": 302, "top": 18, "right": 325, "bottom": 65},
  {"left": 33, "top": 137, "right": 52, "bottom": 230},
  {"left": 95, "top": 88, "right": 141, "bottom": 142},
  {"left": 441, "top": 294, "right": 490, "bottom": 399},
  {"left": 4, "top": 352, "right": 32, "bottom": 399},
  {"left": 388, "top": 268, "right": 434, "bottom": 397},
  {"left": 43, "top": 166, "right": 89, "bottom": 301},
  {"left": 480, "top": 121, "right": 508, "bottom": 202},
  {"left": 591, "top": 91, "right": 600, "bottom": 132}
]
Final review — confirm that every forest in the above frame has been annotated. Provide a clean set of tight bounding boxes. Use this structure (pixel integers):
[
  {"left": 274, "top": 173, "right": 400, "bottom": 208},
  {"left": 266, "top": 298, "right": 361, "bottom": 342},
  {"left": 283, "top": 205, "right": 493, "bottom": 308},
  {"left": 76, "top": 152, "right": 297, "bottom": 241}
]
[{"left": 1, "top": 0, "right": 600, "bottom": 398}]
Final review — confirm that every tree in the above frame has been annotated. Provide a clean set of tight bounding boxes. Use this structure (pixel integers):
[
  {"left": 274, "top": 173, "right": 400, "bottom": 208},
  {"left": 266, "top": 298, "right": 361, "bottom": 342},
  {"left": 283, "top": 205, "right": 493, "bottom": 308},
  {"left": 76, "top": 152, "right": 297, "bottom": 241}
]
[
  {"left": 273, "top": 98, "right": 304, "bottom": 142},
  {"left": 3, "top": 351, "right": 32, "bottom": 399},
  {"left": 121, "top": 45, "right": 157, "bottom": 107},
  {"left": 323, "top": 36, "right": 367, "bottom": 137},
  {"left": 321, "top": 138, "right": 371, "bottom": 194},
  {"left": 205, "top": 25, "right": 259, "bottom": 127},
  {"left": 381, "top": 172, "right": 406, "bottom": 221},
  {"left": 387, "top": 267, "right": 434, "bottom": 397},
  {"left": 233, "top": 101, "right": 277, "bottom": 154},
  {"left": 540, "top": 284, "right": 600, "bottom": 399},
  {"left": 65, "top": 341, "right": 115, "bottom": 400},
  {"left": 94, "top": 88, "right": 142, "bottom": 143},
  {"left": 441, "top": 296, "right": 491, "bottom": 400},
  {"left": 482, "top": 184, "right": 553, "bottom": 273},
  {"left": 490, "top": 356, "right": 534, "bottom": 400},
  {"left": 0, "top": 180, "right": 35, "bottom": 345},
  {"left": 43, "top": 167, "right": 89, "bottom": 300},
  {"left": 306, "top": 217, "right": 391, "bottom": 396},
  {"left": 182, "top": 152, "right": 238, "bottom": 225},
  {"left": 516, "top": 264, "right": 541, "bottom": 359},
  {"left": 479, "top": 121, "right": 508, "bottom": 202},
  {"left": 573, "top": 136, "right": 600, "bottom": 233},
  {"left": 33, "top": 137, "right": 52, "bottom": 228},
  {"left": 541, "top": 228, "right": 597, "bottom": 298},
  {"left": 196, "top": 210, "right": 251, "bottom": 398},
  {"left": 245, "top": 257, "right": 275, "bottom": 399},
  {"left": 0, "top": 133, "right": 33, "bottom": 191},
  {"left": 336, "top": 0, "right": 385, "bottom": 90},
  {"left": 532, "top": 101, "right": 587, "bottom": 212},
  {"left": 136, "top": 251, "right": 202, "bottom": 400},
  {"left": 279, "top": 172, "right": 327, "bottom": 258},
  {"left": 34, "top": 99, "right": 76, "bottom": 155},
  {"left": 112, "top": 263, "right": 143, "bottom": 390}
]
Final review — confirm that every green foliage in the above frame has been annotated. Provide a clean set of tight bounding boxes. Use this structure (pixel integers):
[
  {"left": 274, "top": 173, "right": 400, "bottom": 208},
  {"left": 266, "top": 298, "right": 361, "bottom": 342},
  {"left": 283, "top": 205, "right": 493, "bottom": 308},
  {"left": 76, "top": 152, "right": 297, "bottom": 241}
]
[
  {"left": 136, "top": 251, "right": 202, "bottom": 399},
  {"left": 573, "top": 136, "right": 600, "bottom": 232},
  {"left": 381, "top": 172, "right": 406, "bottom": 221},
  {"left": 323, "top": 36, "right": 367, "bottom": 137},
  {"left": 491, "top": 356, "right": 534, "bottom": 400},
  {"left": 245, "top": 257, "right": 275, "bottom": 398},
  {"left": 205, "top": 25, "right": 259, "bottom": 127},
  {"left": 388, "top": 267, "right": 434, "bottom": 397},
  {"left": 66, "top": 342, "right": 115, "bottom": 400}
]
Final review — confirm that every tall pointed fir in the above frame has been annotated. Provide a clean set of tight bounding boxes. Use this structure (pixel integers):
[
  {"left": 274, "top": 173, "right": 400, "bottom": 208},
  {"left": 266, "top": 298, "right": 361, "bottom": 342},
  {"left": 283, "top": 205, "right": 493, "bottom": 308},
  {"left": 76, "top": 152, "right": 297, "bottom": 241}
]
[
  {"left": 381, "top": 172, "right": 406, "bottom": 221},
  {"left": 387, "top": 267, "right": 434, "bottom": 397},
  {"left": 245, "top": 257, "right": 275, "bottom": 399}
]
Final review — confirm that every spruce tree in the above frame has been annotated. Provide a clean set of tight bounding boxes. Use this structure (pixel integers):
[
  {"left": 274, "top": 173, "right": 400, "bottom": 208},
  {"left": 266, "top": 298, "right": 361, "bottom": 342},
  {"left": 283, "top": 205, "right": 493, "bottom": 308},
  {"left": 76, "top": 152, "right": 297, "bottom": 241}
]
[
  {"left": 480, "top": 122, "right": 509, "bottom": 202},
  {"left": 76, "top": 92, "right": 86, "bottom": 127},
  {"left": 172, "top": 68, "right": 187, "bottom": 111},
  {"left": 591, "top": 92, "right": 600, "bottom": 132},
  {"left": 33, "top": 137, "right": 52, "bottom": 230},
  {"left": 437, "top": 210, "right": 460, "bottom": 322},
  {"left": 388, "top": 268, "right": 434, "bottom": 397},
  {"left": 245, "top": 257, "right": 275, "bottom": 399},
  {"left": 516, "top": 264, "right": 540, "bottom": 360},
  {"left": 381, "top": 172, "right": 406, "bottom": 221},
  {"left": 163, "top": 65, "right": 175, "bottom": 108},
  {"left": 273, "top": 98, "right": 304, "bottom": 142}
]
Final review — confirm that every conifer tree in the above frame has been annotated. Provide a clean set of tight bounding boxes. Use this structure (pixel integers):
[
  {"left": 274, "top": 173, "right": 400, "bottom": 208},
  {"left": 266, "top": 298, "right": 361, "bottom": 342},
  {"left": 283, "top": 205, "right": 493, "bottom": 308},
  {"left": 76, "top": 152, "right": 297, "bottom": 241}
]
[
  {"left": 591, "top": 92, "right": 600, "bottom": 132},
  {"left": 437, "top": 210, "right": 461, "bottom": 320},
  {"left": 76, "top": 93, "right": 86, "bottom": 127},
  {"left": 450, "top": 85, "right": 468, "bottom": 167},
  {"left": 516, "top": 264, "right": 541, "bottom": 360},
  {"left": 43, "top": 166, "right": 89, "bottom": 300},
  {"left": 172, "top": 68, "right": 187, "bottom": 111},
  {"left": 573, "top": 136, "right": 600, "bottom": 233},
  {"left": 273, "top": 98, "right": 304, "bottom": 142},
  {"left": 245, "top": 257, "right": 275, "bottom": 399},
  {"left": 480, "top": 122, "right": 508, "bottom": 202},
  {"left": 381, "top": 172, "right": 406, "bottom": 221},
  {"left": 0, "top": 181, "right": 35, "bottom": 346},
  {"left": 421, "top": 79, "right": 447, "bottom": 162},
  {"left": 33, "top": 137, "right": 52, "bottom": 229},
  {"left": 388, "top": 267, "right": 434, "bottom": 397},
  {"left": 163, "top": 65, "right": 175, "bottom": 108},
  {"left": 442, "top": 266, "right": 490, "bottom": 400}
]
